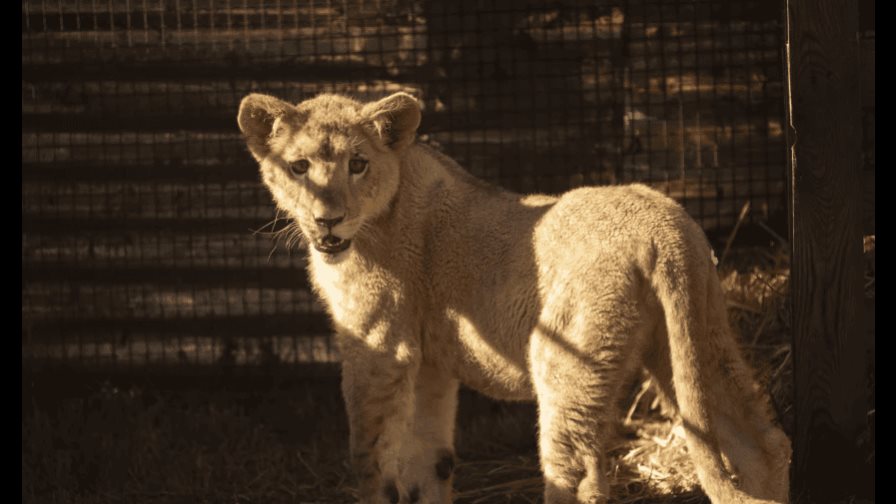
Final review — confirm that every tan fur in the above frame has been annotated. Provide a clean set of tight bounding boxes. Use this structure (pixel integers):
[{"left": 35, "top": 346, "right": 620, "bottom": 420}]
[{"left": 237, "top": 92, "right": 792, "bottom": 504}]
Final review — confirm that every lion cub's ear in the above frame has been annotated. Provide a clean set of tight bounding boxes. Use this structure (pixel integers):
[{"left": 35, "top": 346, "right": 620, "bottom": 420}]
[
  {"left": 237, "top": 94, "right": 296, "bottom": 162},
  {"left": 361, "top": 92, "right": 422, "bottom": 151}
]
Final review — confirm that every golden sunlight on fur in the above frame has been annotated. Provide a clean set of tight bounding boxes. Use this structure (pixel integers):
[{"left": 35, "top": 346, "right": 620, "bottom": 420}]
[{"left": 237, "top": 92, "right": 791, "bottom": 504}]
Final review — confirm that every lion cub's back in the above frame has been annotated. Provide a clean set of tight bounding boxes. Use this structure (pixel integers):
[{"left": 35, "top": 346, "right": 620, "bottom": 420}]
[{"left": 530, "top": 183, "right": 706, "bottom": 283}]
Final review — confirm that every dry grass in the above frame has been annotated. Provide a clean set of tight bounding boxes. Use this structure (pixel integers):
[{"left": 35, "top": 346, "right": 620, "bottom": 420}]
[{"left": 25, "top": 241, "right": 869, "bottom": 504}]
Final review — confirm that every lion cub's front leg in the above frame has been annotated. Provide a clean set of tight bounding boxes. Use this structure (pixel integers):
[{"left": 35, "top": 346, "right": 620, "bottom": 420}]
[
  {"left": 341, "top": 344, "right": 420, "bottom": 504},
  {"left": 399, "top": 364, "right": 459, "bottom": 504}
]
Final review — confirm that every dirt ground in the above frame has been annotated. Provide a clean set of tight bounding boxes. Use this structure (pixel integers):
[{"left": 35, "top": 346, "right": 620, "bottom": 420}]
[{"left": 23, "top": 375, "right": 714, "bottom": 504}]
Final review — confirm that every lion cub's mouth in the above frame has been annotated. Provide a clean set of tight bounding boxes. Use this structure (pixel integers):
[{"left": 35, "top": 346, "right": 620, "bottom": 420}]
[{"left": 314, "top": 234, "right": 352, "bottom": 255}]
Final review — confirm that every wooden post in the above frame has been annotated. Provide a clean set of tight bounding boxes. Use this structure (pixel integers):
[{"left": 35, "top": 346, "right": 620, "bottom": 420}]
[{"left": 785, "top": 0, "right": 873, "bottom": 502}]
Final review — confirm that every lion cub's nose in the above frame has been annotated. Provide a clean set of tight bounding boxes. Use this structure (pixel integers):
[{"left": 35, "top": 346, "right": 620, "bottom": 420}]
[{"left": 315, "top": 216, "right": 344, "bottom": 229}]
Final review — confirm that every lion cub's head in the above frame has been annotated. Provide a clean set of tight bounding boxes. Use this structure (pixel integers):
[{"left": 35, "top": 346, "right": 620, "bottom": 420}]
[{"left": 237, "top": 92, "right": 421, "bottom": 258}]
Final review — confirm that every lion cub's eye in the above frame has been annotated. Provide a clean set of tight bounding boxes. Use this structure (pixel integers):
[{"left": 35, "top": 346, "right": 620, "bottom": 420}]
[
  {"left": 349, "top": 158, "right": 368, "bottom": 175},
  {"left": 288, "top": 159, "right": 310, "bottom": 177}
]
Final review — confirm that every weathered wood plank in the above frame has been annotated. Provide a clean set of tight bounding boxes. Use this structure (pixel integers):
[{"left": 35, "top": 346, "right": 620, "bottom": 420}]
[
  {"left": 22, "top": 131, "right": 250, "bottom": 165},
  {"left": 21, "top": 60, "right": 403, "bottom": 82},
  {"left": 786, "top": 0, "right": 872, "bottom": 501},
  {"left": 22, "top": 216, "right": 265, "bottom": 233},
  {"left": 23, "top": 281, "right": 321, "bottom": 322},
  {"left": 24, "top": 314, "right": 331, "bottom": 342},
  {"left": 22, "top": 265, "right": 311, "bottom": 290},
  {"left": 24, "top": 334, "right": 339, "bottom": 368},
  {"left": 22, "top": 180, "right": 274, "bottom": 220},
  {"left": 22, "top": 230, "right": 305, "bottom": 268},
  {"left": 859, "top": 36, "right": 874, "bottom": 235},
  {"left": 22, "top": 161, "right": 260, "bottom": 182}
]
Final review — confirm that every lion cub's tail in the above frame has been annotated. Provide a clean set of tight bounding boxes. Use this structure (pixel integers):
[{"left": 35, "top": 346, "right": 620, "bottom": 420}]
[{"left": 650, "top": 242, "right": 788, "bottom": 504}]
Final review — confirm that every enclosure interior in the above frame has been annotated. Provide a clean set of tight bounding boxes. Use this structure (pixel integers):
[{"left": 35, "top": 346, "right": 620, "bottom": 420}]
[{"left": 23, "top": 0, "right": 788, "bottom": 371}]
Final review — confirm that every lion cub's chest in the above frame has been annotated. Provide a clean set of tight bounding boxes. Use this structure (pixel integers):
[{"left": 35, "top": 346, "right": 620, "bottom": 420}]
[
  {"left": 309, "top": 252, "right": 535, "bottom": 400},
  {"left": 308, "top": 254, "right": 390, "bottom": 332}
]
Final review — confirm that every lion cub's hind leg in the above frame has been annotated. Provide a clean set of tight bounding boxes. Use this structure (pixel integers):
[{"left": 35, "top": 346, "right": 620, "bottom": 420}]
[{"left": 530, "top": 303, "right": 648, "bottom": 504}]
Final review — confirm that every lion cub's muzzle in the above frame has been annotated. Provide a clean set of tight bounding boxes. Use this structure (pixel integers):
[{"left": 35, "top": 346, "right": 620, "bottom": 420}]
[
  {"left": 314, "top": 234, "right": 352, "bottom": 255},
  {"left": 311, "top": 215, "right": 352, "bottom": 255}
]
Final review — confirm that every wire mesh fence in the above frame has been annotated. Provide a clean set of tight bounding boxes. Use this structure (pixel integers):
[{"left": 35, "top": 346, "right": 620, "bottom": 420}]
[{"left": 22, "top": 0, "right": 786, "bottom": 371}]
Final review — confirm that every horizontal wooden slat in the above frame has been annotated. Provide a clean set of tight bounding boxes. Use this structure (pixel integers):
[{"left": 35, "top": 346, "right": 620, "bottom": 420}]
[
  {"left": 22, "top": 161, "right": 260, "bottom": 182},
  {"left": 22, "top": 60, "right": 401, "bottom": 82},
  {"left": 23, "top": 281, "right": 320, "bottom": 320},
  {"left": 23, "top": 216, "right": 267, "bottom": 233},
  {"left": 25, "top": 314, "right": 332, "bottom": 341},
  {"left": 23, "top": 0, "right": 779, "bottom": 23},
  {"left": 21, "top": 2, "right": 413, "bottom": 31},
  {"left": 22, "top": 131, "right": 249, "bottom": 165},
  {"left": 23, "top": 229, "right": 304, "bottom": 267},
  {"left": 22, "top": 113, "right": 241, "bottom": 133},
  {"left": 22, "top": 15, "right": 779, "bottom": 79},
  {"left": 21, "top": 11, "right": 777, "bottom": 39},
  {"left": 22, "top": 180, "right": 272, "bottom": 220},
  {"left": 22, "top": 10, "right": 381, "bottom": 33},
  {"left": 24, "top": 334, "right": 340, "bottom": 368},
  {"left": 23, "top": 265, "right": 311, "bottom": 289}
]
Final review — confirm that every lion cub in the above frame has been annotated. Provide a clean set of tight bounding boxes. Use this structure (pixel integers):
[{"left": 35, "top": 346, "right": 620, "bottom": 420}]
[{"left": 238, "top": 92, "right": 791, "bottom": 504}]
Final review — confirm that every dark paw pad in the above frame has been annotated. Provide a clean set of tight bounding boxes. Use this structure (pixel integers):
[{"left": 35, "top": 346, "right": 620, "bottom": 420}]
[
  {"left": 383, "top": 480, "right": 400, "bottom": 504},
  {"left": 435, "top": 451, "right": 455, "bottom": 481}
]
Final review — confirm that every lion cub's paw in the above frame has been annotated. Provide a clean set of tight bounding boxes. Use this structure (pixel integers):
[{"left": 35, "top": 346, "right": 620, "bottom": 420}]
[
  {"left": 434, "top": 450, "right": 455, "bottom": 482},
  {"left": 398, "top": 449, "right": 455, "bottom": 504},
  {"left": 361, "top": 478, "right": 405, "bottom": 504}
]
